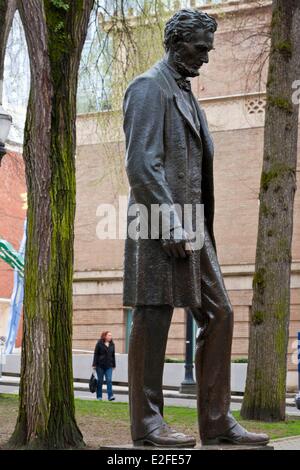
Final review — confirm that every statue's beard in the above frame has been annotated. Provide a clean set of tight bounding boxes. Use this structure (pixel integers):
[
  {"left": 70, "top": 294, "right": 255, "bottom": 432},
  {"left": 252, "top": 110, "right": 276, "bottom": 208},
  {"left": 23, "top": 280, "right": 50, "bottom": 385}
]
[{"left": 173, "top": 50, "right": 200, "bottom": 78}]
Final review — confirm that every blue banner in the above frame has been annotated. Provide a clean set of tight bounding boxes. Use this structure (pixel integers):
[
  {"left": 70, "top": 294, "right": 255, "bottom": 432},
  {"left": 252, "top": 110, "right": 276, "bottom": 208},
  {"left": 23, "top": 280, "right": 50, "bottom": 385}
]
[{"left": 5, "top": 220, "right": 26, "bottom": 354}]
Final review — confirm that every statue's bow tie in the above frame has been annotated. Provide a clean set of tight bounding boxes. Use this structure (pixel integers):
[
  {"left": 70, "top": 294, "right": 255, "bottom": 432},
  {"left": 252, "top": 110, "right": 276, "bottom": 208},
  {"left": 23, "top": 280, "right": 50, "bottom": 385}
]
[{"left": 175, "top": 77, "right": 191, "bottom": 92}]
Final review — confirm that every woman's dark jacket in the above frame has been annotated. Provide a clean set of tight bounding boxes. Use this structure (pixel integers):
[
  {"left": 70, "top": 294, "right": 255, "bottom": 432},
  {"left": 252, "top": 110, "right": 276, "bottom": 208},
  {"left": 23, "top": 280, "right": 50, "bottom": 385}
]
[{"left": 92, "top": 339, "right": 116, "bottom": 369}]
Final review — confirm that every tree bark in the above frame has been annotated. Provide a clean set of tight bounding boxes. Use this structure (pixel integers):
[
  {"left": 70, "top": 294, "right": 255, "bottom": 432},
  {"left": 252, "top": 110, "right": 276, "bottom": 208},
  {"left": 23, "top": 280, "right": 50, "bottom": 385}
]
[
  {"left": 9, "top": 0, "right": 94, "bottom": 448},
  {"left": 0, "top": 0, "right": 17, "bottom": 101},
  {"left": 241, "top": 0, "right": 300, "bottom": 421}
]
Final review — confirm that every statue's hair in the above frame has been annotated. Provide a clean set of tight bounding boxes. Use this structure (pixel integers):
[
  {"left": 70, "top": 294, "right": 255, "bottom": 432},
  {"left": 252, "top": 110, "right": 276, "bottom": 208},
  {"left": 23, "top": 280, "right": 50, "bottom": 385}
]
[{"left": 164, "top": 9, "right": 218, "bottom": 51}]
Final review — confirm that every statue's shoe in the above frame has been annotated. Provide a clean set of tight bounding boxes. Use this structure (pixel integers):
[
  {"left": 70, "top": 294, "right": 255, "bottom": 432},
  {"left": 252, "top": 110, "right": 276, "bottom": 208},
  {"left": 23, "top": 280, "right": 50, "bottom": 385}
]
[
  {"left": 202, "top": 423, "right": 269, "bottom": 446},
  {"left": 133, "top": 423, "right": 196, "bottom": 448}
]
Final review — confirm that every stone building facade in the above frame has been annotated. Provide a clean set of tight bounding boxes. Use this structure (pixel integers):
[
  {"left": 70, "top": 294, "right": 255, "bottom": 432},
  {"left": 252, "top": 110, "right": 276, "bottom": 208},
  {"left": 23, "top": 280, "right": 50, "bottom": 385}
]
[{"left": 0, "top": 150, "right": 26, "bottom": 345}]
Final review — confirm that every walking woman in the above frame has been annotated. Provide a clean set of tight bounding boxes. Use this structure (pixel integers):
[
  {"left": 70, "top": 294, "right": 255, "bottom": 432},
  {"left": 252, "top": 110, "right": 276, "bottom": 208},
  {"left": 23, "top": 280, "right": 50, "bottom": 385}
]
[{"left": 92, "top": 331, "right": 116, "bottom": 401}]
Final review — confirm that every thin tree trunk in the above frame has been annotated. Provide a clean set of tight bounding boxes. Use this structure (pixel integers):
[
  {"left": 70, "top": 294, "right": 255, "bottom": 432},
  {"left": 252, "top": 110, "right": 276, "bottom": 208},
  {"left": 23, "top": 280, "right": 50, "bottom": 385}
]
[
  {"left": 241, "top": 0, "right": 300, "bottom": 421},
  {"left": 0, "top": 0, "right": 17, "bottom": 101},
  {"left": 9, "top": 0, "right": 94, "bottom": 448}
]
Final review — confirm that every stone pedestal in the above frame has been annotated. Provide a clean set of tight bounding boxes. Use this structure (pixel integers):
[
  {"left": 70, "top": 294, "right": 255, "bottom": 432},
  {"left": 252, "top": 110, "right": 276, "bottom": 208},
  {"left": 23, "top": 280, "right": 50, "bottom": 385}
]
[{"left": 179, "top": 382, "right": 197, "bottom": 394}]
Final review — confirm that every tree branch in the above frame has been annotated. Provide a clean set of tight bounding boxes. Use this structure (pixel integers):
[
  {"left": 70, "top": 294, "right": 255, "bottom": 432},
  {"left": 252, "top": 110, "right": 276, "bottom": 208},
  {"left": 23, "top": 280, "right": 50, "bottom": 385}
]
[{"left": 0, "top": 0, "right": 17, "bottom": 101}]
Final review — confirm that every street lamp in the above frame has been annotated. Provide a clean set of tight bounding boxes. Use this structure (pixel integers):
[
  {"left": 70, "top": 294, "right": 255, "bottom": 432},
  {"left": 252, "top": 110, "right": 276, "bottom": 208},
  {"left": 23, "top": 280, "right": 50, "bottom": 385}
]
[
  {"left": 295, "top": 332, "right": 300, "bottom": 410},
  {"left": 179, "top": 308, "right": 196, "bottom": 394},
  {"left": 0, "top": 104, "right": 12, "bottom": 165}
]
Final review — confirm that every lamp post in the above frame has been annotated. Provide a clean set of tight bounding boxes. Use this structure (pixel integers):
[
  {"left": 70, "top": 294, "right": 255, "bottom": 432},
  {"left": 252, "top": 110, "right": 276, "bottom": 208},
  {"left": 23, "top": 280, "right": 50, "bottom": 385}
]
[
  {"left": 0, "top": 104, "right": 12, "bottom": 165},
  {"left": 179, "top": 308, "right": 196, "bottom": 394},
  {"left": 295, "top": 332, "right": 300, "bottom": 410}
]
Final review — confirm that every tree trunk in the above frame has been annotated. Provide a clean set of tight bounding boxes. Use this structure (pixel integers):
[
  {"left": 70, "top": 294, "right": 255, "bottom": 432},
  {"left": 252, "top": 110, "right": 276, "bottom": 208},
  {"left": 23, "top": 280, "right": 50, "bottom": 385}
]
[
  {"left": 0, "top": 0, "right": 17, "bottom": 100},
  {"left": 241, "top": 0, "right": 300, "bottom": 421},
  {"left": 9, "top": 0, "right": 94, "bottom": 449}
]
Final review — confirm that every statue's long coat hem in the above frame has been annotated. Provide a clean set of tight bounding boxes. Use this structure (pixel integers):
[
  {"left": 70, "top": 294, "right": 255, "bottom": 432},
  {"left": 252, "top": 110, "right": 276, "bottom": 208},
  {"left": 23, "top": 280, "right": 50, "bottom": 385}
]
[{"left": 122, "top": 59, "right": 216, "bottom": 308}]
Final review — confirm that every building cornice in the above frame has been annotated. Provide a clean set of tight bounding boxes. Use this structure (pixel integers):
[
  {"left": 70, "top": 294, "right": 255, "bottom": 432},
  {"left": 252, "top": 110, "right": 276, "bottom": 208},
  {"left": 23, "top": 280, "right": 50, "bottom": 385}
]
[
  {"left": 74, "top": 262, "right": 300, "bottom": 282},
  {"left": 198, "top": 90, "right": 266, "bottom": 104}
]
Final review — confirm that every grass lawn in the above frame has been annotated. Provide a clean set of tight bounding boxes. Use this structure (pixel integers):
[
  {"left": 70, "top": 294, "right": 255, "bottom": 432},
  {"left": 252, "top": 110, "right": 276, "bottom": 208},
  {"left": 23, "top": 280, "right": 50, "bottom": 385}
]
[{"left": 1, "top": 393, "right": 300, "bottom": 448}]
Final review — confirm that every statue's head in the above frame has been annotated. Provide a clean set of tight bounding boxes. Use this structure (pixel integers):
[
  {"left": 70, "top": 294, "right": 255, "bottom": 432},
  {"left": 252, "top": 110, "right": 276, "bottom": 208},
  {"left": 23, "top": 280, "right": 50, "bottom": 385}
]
[{"left": 164, "top": 9, "right": 217, "bottom": 77}]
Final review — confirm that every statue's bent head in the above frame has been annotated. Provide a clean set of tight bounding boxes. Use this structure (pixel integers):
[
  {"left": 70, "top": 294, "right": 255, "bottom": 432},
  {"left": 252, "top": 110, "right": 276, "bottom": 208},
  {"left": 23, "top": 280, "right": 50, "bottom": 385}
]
[{"left": 164, "top": 8, "right": 218, "bottom": 78}]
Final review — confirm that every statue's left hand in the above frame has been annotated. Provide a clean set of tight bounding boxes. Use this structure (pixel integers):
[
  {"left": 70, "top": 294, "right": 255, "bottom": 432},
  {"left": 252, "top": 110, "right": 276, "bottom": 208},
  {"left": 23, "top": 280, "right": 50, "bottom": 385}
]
[{"left": 160, "top": 228, "right": 194, "bottom": 258}]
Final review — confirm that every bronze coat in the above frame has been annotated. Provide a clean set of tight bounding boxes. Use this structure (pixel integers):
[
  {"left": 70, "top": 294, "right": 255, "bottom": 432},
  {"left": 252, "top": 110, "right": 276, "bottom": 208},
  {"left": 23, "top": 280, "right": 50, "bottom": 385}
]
[{"left": 123, "top": 58, "right": 216, "bottom": 307}]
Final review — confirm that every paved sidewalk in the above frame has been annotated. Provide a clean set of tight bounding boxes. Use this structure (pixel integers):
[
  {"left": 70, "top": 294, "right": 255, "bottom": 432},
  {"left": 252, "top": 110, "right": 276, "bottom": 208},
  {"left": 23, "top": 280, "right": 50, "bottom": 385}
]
[{"left": 272, "top": 436, "right": 300, "bottom": 450}]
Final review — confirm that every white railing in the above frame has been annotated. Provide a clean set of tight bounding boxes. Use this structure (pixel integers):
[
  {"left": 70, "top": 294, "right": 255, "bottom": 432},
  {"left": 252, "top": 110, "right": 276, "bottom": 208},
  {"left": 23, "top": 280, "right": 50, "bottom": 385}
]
[
  {"left": 72, "top": 349, "right": 94, "bottom": 354},
  {"left": 99, "top": 0, "right": 235, "bottom": 19},
  {"left": 179, "top": 0, "right": 230, "bottom": 7}
]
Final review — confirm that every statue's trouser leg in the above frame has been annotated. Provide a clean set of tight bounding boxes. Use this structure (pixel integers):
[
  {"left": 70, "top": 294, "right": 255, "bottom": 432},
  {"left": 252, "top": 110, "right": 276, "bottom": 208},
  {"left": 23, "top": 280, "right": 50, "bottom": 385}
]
[
  {"left": 128, "top": 304, "right": 173, "bottom": 441},
  {"left": 190, "top": 223, "right": 236, "bottom": 441}
]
